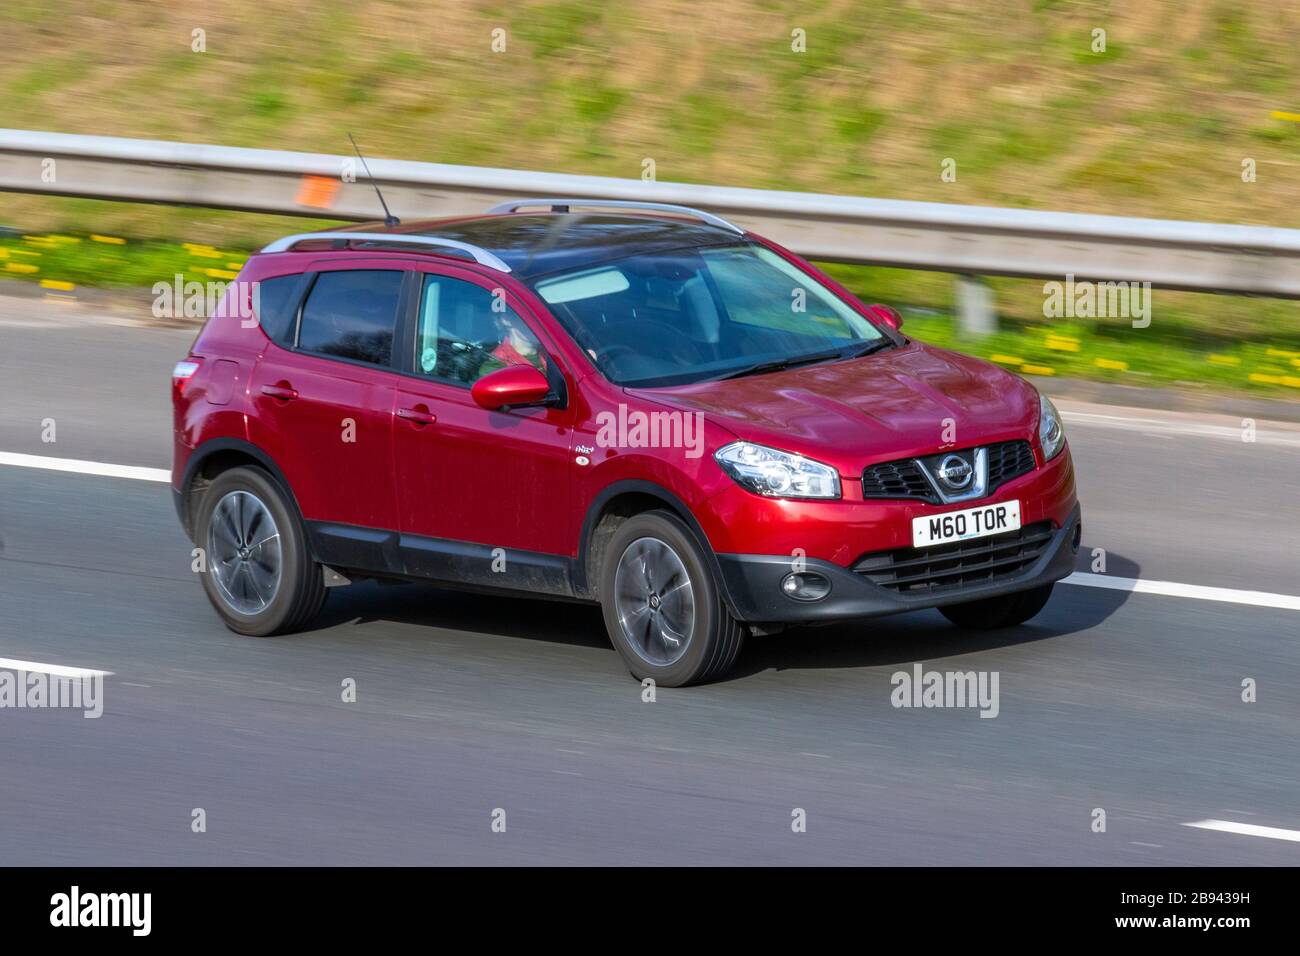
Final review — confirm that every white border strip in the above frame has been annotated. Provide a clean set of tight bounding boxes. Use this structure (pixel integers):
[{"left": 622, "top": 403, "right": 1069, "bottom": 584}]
[
  {"left": 0, "top": 657, "right": 113, "bottom": 678},
  {"left": 0, "top": 452, "right": 169, "bottom": 483},
  {"left": 1184, "top": 819, "right": 1300, "bottom": 843},
  {"left": 1063, "top": 572, "right": 1300, "bottom": 612}
]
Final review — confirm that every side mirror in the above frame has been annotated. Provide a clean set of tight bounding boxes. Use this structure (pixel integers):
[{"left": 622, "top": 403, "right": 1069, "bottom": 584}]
[
  {"left": 866, "top": 303, "right": 903, "bottom": 331},
  {"left": 471, "top": 364, "right": 553, "bottom": 411}
]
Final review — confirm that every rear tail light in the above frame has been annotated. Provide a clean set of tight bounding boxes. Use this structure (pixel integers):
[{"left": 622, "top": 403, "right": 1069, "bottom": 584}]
[{"left": 172, "top": 359, "right": 201, "bottom": 401}]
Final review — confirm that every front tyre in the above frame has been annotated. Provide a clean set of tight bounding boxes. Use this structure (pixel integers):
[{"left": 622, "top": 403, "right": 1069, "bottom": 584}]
[
  {"left": 194, "top": 466, "right": 326, "bottom": 636},
  {"left": 599, "top": 511, "right": 744, "bottom": 687},
  {"left": 939, "top": 583, "right": 1054, "bottom": 630}
]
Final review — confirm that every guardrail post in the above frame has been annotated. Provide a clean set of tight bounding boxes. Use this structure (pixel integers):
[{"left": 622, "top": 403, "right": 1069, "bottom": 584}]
[{"left": 955, "top": 274, "right": 997, "bottom": 336}]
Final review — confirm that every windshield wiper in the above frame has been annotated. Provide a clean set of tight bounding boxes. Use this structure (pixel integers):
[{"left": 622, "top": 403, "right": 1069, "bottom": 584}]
[
  {"left": 842, "top": 338, "right": 896, "bottom": 359},
  {"left": 714, "top": 339, "right": 896, "bottom": 382},
  {"left": 714, "top": 348, "right": 846, "bottom": 381}
]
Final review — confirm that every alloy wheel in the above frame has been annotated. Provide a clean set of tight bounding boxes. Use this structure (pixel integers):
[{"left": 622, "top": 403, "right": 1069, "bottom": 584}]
[
  {"left": 613, "top": 536, "right": 696, "bottom": 666},
  {"left": 207, "top": 490, "right": 283, "bottom": 615}
]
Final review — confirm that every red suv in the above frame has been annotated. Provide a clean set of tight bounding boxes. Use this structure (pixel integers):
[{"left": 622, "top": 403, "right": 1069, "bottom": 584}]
[{"left": 173, "top": 200, "right": 1080, "bottom": 686}]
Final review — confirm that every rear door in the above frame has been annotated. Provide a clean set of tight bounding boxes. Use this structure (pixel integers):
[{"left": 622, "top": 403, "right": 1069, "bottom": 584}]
[
  {"left": 247, "top": 260, "right": 409, "bottom": 535},
  {"left": 391, "top": 266, "right": 575, "bottom": 585}
]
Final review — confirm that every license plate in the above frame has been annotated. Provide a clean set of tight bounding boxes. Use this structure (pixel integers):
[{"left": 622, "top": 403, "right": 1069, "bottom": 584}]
[{"left": 912, "top": 501, "right": 1021, "bottom": 547}]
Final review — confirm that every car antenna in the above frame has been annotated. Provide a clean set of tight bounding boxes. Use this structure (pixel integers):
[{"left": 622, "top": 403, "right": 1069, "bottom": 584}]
[{"left": 348, "top": 132, "right": 400, "bottom": 228}]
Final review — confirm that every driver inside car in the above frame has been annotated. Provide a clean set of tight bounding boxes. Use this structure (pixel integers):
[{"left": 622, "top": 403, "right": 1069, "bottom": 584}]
[{"left": 477, "top": 308, "right": 548, "bottom": 379}]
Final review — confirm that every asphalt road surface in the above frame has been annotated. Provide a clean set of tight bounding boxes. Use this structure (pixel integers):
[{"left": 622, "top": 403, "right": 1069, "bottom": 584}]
[{"left": 1, "top": 298, "right": 1298, "bottom": 865}]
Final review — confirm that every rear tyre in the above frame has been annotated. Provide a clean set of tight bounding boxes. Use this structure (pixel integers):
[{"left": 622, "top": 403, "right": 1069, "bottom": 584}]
[
  {"left": 599, "top": 511, "right": 744, "bottom": 687},
  {"left": 194, "top": 466, "right": 326, "bottom": 636},
  {"left": 939, "top": 583, "right": 1054, "bottom": 630}
]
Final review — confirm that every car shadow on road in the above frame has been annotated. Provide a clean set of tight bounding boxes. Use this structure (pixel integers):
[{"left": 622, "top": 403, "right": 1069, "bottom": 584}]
[
  {"left": 312, "top": 580, "right": 611, "bottom": 649},
  {"left": 730, "top": 553, "right": 1142, "bottom": 678},
  {"left": 304, "top": 554, "right": 1140, "bottom": 680}
]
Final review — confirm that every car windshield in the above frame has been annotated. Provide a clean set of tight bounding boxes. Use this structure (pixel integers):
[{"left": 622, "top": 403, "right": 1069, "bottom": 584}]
[{"left": 530, "top": 243, "right": 888, "bottom": 387}]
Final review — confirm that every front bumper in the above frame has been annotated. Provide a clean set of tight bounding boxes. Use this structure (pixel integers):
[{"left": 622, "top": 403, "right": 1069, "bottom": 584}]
[{"left": 716, "top": 502, "right": 1081, "bottom": 624}]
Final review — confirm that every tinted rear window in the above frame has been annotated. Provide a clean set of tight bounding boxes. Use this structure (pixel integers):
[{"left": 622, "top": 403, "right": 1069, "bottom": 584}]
[
  {"left": 253, "top": 274, "right": 305, "bottom": 347},
  {"left": 298, "top": 270, "right": 403, "bottom": 366}
]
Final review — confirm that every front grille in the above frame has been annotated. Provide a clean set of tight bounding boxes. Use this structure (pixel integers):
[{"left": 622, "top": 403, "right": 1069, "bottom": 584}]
[
  {"left": 986, "top": 440, "right": 1036, "bottom": 489},
  {"left": 853, "top": 521, "right": 1055, "bottom": 595},
  {"left": 860, "top": 459, "right": 937, "bottom": 503},
  {"left": 860, "top": 439, "right": 1036, "bottom": 504}
]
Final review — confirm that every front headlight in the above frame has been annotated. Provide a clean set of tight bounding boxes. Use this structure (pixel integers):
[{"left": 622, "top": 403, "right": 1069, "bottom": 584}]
[
  {"left": 1038, "top": 393, "right": 1066, "bottom": 461},
  {"left": 714, "top": 441, "right": 841, "bottom": 499}
]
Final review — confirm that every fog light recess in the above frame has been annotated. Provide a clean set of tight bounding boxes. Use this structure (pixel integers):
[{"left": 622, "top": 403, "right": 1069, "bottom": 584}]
[{"left": 780, "top": 571, "right": 831, "bottom": 602}]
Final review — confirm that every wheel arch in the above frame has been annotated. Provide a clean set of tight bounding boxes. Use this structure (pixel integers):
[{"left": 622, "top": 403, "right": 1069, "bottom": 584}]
[
  {"left": 178, "top": 438, "right": 302, "bottom": 540},
  {"left": 575, "top": 479, "right": 739, "bottom": 617}
]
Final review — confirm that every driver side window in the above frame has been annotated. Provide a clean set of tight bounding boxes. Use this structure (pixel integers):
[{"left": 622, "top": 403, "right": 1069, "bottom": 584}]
[{"left": 416, "top": 275, "right": 547, "bottom": 386}]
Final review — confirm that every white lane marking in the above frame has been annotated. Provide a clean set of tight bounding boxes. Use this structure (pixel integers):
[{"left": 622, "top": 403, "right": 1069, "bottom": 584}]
[
  {"left": 1183, "top": 819, "right": 1300, "bottom": 843},
  {"left": 4, "top": 452, "right": 1299, "bottom": 614},
  {"left": 0, "top": 656, "right": 113, "bottom": 678},
  {"left": 1061, "top": 410, "right": 1300, "bottom": 448},
  {"left": 0, "top": 451, "right": 169, "bottom": 483},
  {"left": 1062, "top": 572, "right": 1300, "bottom": 612}
]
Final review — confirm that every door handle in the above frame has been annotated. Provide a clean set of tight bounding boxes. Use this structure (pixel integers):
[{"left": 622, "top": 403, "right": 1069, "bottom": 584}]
[
  {"left": 397, "top": 405, "right": 437, "bottom": 426},
  {"left": 261, "top": 383, "right": 298, "bottom": 401}
]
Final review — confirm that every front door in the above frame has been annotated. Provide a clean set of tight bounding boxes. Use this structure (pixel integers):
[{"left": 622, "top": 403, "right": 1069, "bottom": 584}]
[{"left": 391, "top": 267, "right": 574, "bottom": 590}]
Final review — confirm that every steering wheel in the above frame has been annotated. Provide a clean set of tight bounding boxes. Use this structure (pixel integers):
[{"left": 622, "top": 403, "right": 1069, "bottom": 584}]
[
  {"left": 445, "top": 339, "right": 494, "bottom": 382},
  {"left": 592, "top": 319, "right": 699, "bottom": 368},
  {"left": 593, "top": 343, "right": 637, "bottom": 364}
]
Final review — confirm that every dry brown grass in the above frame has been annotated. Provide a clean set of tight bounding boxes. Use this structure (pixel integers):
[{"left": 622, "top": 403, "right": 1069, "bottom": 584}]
[{"left": 2, "top": 0, "right": 1300, "bottom": 242}]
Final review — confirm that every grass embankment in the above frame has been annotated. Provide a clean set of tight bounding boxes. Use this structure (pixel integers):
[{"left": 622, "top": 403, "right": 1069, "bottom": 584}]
[
  {"left": 5, "top": 230, "right": 1299, "bottom": 397},
  {"left": 2, "top": 0, "right": 1299, "bottom": 395},
  {"left": 4, "top": 0, "right": 1300, "bottom": 232}
]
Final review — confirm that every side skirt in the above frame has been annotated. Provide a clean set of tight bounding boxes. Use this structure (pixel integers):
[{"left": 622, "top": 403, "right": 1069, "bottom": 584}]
[{"left": 304, "top": 521, "right": 581, "bottom": 601}]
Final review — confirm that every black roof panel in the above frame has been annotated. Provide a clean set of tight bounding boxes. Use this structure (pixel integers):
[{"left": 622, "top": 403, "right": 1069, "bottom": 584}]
[{"left": 331, "top": 213, "right": 745, "bottom": 278}]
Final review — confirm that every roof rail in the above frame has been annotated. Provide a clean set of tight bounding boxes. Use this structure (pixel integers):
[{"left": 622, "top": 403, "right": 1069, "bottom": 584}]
[
  {"left": 260, "top": 232, "right": 512, "bottom": 272},
  {"left": 487, "top": 199, "right": 745, "bottom": 235}
]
